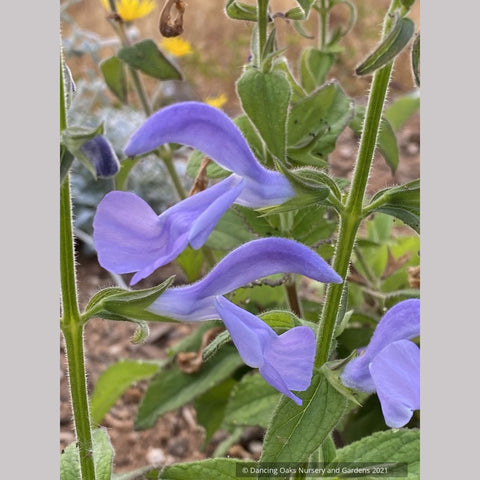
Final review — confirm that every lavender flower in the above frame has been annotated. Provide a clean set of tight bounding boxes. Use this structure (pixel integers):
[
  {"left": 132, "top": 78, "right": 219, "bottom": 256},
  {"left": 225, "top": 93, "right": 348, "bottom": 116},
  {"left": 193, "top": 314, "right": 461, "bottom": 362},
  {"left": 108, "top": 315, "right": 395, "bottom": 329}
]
[
  {"left": 340, "top": 299, "right": 420, "bottom": 428},
  {"left": 148, "top": 237, "right": 342, "bottom": 404},
  {"left": 93, "top": 101, "right": 295, "bottom": 284}
]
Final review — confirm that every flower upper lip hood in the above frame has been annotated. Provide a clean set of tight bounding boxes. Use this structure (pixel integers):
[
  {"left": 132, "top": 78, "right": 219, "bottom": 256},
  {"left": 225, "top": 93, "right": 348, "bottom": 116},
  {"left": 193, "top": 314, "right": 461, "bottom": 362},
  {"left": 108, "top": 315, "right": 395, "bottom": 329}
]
[
  {"left": 340, "top": 298, "right": 420, "bottom": 428},
  {"left": 123, "top": 101, "right": 295, "bottom": 208},
  {"left": 148, "top": 237, "right": 342, "bottom": 321}
]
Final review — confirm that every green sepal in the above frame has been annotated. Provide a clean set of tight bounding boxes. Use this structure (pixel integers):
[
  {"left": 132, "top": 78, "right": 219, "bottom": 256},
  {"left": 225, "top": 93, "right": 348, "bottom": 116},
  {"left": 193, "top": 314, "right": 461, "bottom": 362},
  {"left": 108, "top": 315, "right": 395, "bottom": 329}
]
[
  {"left": 225, "top": 0, "right": 257, "bottom": 21},
  {"left": 356, "top": 15, "right": 415, "bottom": 76},
  {"left": 236, "top": 67, "right": 292, "bottom": 161},
  {"left": 60, "top": 123, "right": 105, "bottom": 180},
  {"left": 285, "top": 0, "right": 316, "bottom": 20},
  {"left": 60, "top": 428, "right": 114, "bottom": 480},
  {"left": 300, "top": 47, "right": 335, "bottom": 93},
  {"left": 320, "top": 353, "right": 363, "bottom": 407},
  {"left": 118, "top": 39, "right": 182, "bottom": 81},
  {"left": 82, "top": 276, "right": 176, "bottom": 323},
  {"left": 100, "top": 56, "right": 128, "bottom": 103},
  {"left": 367, "top": 179, "right": 420, "bottom": 233},
  {"left": 411, "top": 32, "right": 420, "bottom": 87},
  {"left": 350, "top": 106, "right": 399, "bottom": 173}
]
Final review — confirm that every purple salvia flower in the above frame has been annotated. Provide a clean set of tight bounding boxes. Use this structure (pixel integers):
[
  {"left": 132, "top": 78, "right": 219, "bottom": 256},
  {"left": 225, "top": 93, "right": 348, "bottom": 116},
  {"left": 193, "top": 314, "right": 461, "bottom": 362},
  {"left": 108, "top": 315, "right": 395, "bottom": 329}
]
[
  {"left": 80, "top": 135, "right": 120, "bottom": 178},
  {"left": 93, "top": 102, "right": 296, "bottom": 283},
  {"left": 123, "top": 101, "right": 295, "bottom": 207},
  {"left": 147, "top": 237, "right": 342, "bottom": 321},
  {"left": 215, "top": 296, "right": 315, "bottom": 405},
  {"left": 93, "top": 175, "right": 244, "bottom": 285},
  {"left": 340, "top": 298, "right": 420, "bottom": 428}
]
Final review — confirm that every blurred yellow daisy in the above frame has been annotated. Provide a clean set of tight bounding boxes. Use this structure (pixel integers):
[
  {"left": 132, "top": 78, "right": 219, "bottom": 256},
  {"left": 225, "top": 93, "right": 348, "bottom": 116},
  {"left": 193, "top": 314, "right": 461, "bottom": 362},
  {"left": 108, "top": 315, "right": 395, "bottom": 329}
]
[
  {"left": 205, "top": 93, "right": 228, "bottom": 109},
  {"left": 100, "top": 0, "right": 155, "bottom": 22},
  {"left": 160, "top": 37, "right": 193, "bottom": 57}
]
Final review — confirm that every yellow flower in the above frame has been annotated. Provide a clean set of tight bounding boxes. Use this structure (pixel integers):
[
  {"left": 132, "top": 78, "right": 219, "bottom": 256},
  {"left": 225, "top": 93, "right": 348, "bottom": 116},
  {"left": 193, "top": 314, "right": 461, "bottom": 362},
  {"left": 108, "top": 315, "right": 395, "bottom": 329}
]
[
  {"left": 204, "top": 93, "right": 228, "bottom": 109},
  {"left": 160, "top": 37, "right": 193, "bottom": 57},
  {"left": 100, "top": 0, "right": 155, "bottom": 22}
]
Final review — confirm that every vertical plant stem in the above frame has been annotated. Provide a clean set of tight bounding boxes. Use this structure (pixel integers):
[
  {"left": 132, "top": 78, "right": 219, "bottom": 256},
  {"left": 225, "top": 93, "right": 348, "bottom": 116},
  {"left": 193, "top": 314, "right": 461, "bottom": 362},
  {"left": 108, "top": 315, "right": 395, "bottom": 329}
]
[
  {"left": 257, "top": 0, "right": 269, "bottom": 62},
  {"left": 319, "top": 0, "right": 330, "bottom": 50},
  {"left": 285, "top": 276, "right": 303, "bottom": 318},
  {"left": 314, "top": 0, "right": 401, "bottom": 368},
  {"left": 60, "top": 57, "right": 96, "bottom": 480}
]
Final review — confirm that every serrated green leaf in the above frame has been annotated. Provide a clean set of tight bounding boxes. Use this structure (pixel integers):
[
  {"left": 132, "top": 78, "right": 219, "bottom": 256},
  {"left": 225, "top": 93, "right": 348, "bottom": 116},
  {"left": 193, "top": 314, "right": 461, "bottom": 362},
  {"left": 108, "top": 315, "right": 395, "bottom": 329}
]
[
  {"left": 288, "top": 83, "right": 354, "bottom": 163},
  {"left": 356, "top": 17, "right": 415, "bottom": 76},
  {"left": 90, "top": 360, "right": 160, "bottom": 425},
  {"left": 159, "top": 458, "right": 252, "bottom": 480},
  {"left": 332, "top": 429, "right": 420, "bottom": 479},
  {"left": 351, "top": 106, "right": 399, "bottom": 173},
  {"left": 260, "top": 371, "right": 348, "bottom": 467},
  {"left": 194, "top": 378, "right": 237, "bottom": 444},
  {"left": 60, "top": 440, "right": 81, "bottom": 480},
  {"left": 135, "top": 346, "right": 244, "bottom": 430},
  {"left": 411, "top": 32, "right": 420, "bottom": 87},
  {"left": 224, "top": 373, "right": 280, "bottom": 428},
  {"left": 300, "top": 48, "right": 335, "bottom": 93},
  {"left": 225, "top": 0, "right": 257, "bottom": 21},
  {"left": 100, "top": 56, "right": 128, "bottom": 103},
  {"left": 112, "top": 465, "right": 158, "bottom": 480},
  {"left": 118, "top": 39, "right": 182, "bottom": 81},
  {"left": 237, "top": 68, "right": 291, "bottom": 161},
  {"left": 384, "top": 90, "right": 420, "bottom": 131}
]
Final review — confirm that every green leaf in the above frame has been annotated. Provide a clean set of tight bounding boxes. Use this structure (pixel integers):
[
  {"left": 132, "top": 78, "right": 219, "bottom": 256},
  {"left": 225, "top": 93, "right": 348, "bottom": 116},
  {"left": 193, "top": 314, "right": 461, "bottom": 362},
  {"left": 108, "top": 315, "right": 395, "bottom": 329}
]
[
  {"left": 118, "top": 39, "right": 182, "bottom": 81},
  {"left": 224, "top": 373, "right": 280, "bottom": 428},
  {"left": 205, "top": 209, "right": 255, "bottom": 250},
  {"left": 273, "top": 57, "right": 307, "bottom": 103},
  {"left": 194, "top": 378, "right": 237, "bottom": 444},
  {"left": 287, "top": 83, "right": 354, "bottom": 164},
  {"left": 234, "top": 115, "right": 269, "bottom": 164},
  {"left": 384, "top": 90, "right": 420, "bottom": 131},
  {"left": 351, "top": 106, "right": 399, "bottom": 173},
  {"left": 260, "top": 371, "right": 348, "bottom": 466},
  {"left": 100, "top": 56, "right": 128, "bottom": 103},
  {"left": 90, "top": 360, "right": 160, "bottom": 425},
  {"left": 356, "top": 17, "right": 415, "bottom": 76},
  {"left": 368, "top": 179, "right": 420, "bottom": 233},
  {"left": 112, "top": 465, "right": 158, "bottom": 480},
  {"left": 237, "top": 68, "right": 292, "bottom": 161},
  {"left": 285, "top": 0, "right": 316, "bottom": 20},
  {"left": 411, "top": 32, "right": 420, "bottom": 87},
  {"left": 332, "top": 429, "right": 420, "bottom": 478},
  {"left": 60, "top": 429, "right": 114, "bottom": 480},
  {"left": 300, "top": 48, "right": 335, "bottom": 93},
  {"left": 176, "top": 246, "right": 204, "bottom": 282},
  {"left": 83, "top": 276, "right": 176, "bottom": 323},
  {"left": 225, "top": 0, "right": 257, "bottom": 21},
  {"left": 135, "top": 345, "right": 244, "bottom": 430},
  {"left": 60, "top": 144, "right": 75, "bottom": 184},
  {"left": 159, "top": 458, "right": 252, "bottom": 480}
]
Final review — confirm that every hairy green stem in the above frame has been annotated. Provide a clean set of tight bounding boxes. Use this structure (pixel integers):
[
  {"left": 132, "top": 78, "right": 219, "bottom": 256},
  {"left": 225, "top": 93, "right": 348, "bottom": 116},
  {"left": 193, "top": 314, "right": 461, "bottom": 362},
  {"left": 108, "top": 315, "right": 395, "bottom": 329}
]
[
  {"left": 319, "top": 0, "right": 330, "bottom": 50},
  {"left": 315, "top": 0, "right": 401, "bottom": 367},
  {"left": 285, "top": 276, "right": 304, "bottom": 318},
  {"left": 60, "top": 57, "right": 96, "bottom": 480},
  {"left": 257, "top": 0, "right": 269, "bottom": 63}
]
